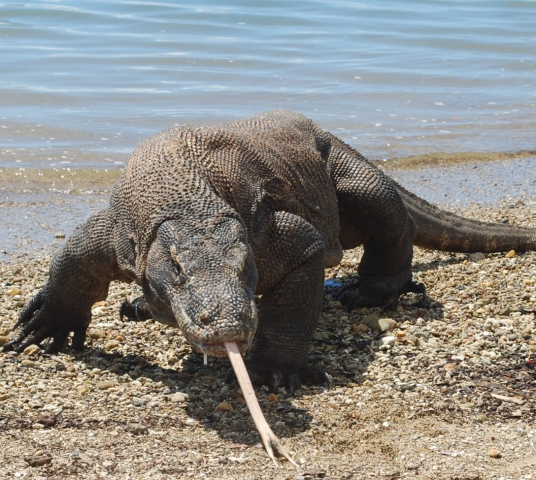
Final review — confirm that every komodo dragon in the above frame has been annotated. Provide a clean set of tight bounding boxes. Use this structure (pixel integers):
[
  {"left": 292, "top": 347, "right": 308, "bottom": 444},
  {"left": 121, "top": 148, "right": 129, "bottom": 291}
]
[{"left": 4, "top": 110, "right": 536, "bottom": 390}]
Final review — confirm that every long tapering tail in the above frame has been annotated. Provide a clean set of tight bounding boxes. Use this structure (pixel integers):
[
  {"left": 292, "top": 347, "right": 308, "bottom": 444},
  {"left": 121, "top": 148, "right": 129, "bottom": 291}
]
[{"left": 395, "top": 182, "right": 536, "bottom": 253}]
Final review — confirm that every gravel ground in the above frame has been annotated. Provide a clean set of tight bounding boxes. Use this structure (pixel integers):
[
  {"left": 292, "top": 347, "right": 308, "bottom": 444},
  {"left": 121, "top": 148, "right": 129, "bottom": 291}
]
[{"left": 1, "top": 200, "right": 535, "bottom": 480}]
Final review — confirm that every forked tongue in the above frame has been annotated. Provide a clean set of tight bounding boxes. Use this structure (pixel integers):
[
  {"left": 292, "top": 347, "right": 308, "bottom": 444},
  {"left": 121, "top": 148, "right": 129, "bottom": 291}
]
[{"left": 224, "top": 341, "right": 299, "bottom": 468}]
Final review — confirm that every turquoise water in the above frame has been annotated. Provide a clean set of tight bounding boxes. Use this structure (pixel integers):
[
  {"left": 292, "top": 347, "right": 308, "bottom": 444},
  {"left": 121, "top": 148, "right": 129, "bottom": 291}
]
[{"left": 1, "top": 0, "right": 535, "bottom": 168}]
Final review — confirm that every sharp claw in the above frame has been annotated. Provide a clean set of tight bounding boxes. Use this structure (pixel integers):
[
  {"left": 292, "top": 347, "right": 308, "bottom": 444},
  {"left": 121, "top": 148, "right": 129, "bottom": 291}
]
[
  {"left": 225, "top": 367, "right": 236, "bottom": 384},
  {"left": 272, "top": 371, "right": 283, "bottom": 393},
  {"left": 72, "top": 328, "right": 87, "bottom": 351},
  {"left": 380, "top": 296, "right": 399, "bottom": 315},
  {"left": 11, "top": 318, "right": 25, "bottom": 331},
  {"left": 1, "top": 340, "right": 17, "bottom": 352},
  {"left": 134, "top": 304, "right": 142, "bottom": 321},
  {"left": 119, "top": 301, "right": 126, "bottom": 321},
  {"left": 14, "top": 334, "right": 41, "bottom": 353},
  {"left": 289, "top": 373, "right": 301, "bottom": 396}
]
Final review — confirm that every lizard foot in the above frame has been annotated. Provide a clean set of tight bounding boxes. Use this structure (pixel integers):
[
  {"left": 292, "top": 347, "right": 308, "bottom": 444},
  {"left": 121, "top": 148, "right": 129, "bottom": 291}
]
[
  {"left": 227, "top": 361, "right": 328, "bottom": 395},
  {"left": 119, "top": 296, "right": 153, "bottom": 322},
  {"left": 2, "top": 288, "right": 89, "bottom": 353},
  {"left": 337, "top": 276, "right": 427, "bottom": 311}
]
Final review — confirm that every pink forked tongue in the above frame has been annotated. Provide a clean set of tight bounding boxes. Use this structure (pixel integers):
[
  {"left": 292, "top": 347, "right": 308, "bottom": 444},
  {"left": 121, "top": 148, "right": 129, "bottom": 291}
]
[{"left": 224, "top": 341, "right": 299, "bottom": 468}]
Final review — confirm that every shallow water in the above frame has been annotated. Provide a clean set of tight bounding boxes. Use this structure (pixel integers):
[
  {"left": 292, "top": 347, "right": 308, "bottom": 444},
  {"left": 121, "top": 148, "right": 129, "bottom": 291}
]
[{"left": 1, "top": 0, "right": 535, "bottom": 169}]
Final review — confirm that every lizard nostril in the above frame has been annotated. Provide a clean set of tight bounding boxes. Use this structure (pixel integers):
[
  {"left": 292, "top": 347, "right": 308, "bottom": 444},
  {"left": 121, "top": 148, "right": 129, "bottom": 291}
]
[{"left": 199, "top": 314, "right": 210, "bottom": 325}]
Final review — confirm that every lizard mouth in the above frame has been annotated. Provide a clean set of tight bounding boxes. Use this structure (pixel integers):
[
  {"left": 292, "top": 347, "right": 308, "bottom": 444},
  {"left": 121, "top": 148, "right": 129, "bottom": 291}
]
[{"left": 189, "top": 339, "right": 250, "bottom": 357}]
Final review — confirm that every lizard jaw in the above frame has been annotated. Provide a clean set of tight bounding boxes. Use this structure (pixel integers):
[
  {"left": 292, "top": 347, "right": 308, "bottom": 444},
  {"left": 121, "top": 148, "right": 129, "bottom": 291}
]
[{"left": 189, "top": 338, "right": 250, "bottom": 358}]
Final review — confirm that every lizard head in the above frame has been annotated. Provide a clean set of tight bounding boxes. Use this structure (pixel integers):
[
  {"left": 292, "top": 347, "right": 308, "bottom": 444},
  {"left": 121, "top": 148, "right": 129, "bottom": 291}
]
[{"left": 141, "top": 217, "right": 258, "bottom": 358}]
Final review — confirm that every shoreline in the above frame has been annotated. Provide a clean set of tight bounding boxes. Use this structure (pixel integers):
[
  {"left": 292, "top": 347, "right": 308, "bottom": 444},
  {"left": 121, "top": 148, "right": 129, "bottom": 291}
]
[{"left": 1, "top": 153, "right": 534, "bottom": 259}]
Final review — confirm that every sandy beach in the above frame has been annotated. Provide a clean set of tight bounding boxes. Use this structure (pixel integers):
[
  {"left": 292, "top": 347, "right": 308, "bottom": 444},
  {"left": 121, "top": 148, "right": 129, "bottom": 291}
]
[{"left": 1, "top": 160, "right": 535, "bottom": 480}]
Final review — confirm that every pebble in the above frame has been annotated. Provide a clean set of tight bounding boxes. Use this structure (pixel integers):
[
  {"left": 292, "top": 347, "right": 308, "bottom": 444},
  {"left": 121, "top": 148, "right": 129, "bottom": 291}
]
[
  {"left": 171, "top": 392, "right": 188, "bottom": 403},
  {"left": 21, "top": 344, "right": 40, "bottom": 356},
  {"left": 488, "top": 448, "right": 501, "bottom": 458},
  {"left": 24, "top": 454, "right": 52, "bottom": 467},
  {"left": 4, "top": 286, "right": 21, "bottom": 295},
  {"left": 88, "top": 328, "right": 106, "bottom": 340},
  {"left": 215, "top": 401, "right": 233, "bottom": 412},
  {"left": 96, "top": 380, "right": 115, "bottom": 390},
  {"left": 381, "top": 336, "right": 396, "bottom": 347},
  {"left": 127, "top": 422, "right": 148, "bottom": 435},
  {"left": 104, "top": 340, "right": 120, "bottom": 352},
  {"left": 0, "top": 336, "right": 10, "bottom": 346},
  {"left": 469, "top": 252, "right": 486, "bottom": 262},
  {"left": 362, "top": 315, "right": 397, "bottom": 332}
]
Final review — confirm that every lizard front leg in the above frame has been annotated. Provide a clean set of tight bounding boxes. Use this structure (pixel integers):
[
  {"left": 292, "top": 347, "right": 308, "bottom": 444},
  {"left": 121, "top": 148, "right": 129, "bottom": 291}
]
[
  {"left": 246, "top": 212, "right": 328, "bottom": 393},
  {"left": 3, "top": 209, "right": 129, "bottom": 353}
]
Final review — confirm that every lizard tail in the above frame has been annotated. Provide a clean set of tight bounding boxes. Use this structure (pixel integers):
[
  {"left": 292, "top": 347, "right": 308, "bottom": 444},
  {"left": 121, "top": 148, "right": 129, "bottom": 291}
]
[{"left": 395, "top": 181, "right": 536, "bottom": 253}]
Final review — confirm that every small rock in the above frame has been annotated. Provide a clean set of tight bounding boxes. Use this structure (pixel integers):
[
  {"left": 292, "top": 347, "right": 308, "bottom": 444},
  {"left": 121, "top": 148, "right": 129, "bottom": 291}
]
[
  {"left": 128, "top": 422, "right": 148, "bottom": 435},
  {"left": 21, "top": 344, "right": 40, "bottom": 356},
  {"left": 0, "top": 336, "right": 10, "bottom": 346},
  {"left": 54, "top": 232, "right": 66, "bottom": 239},
  {"left": 171, "top": 392, "right": 187, "bottom": 403},
  {"left": 381, "top": 336, "right": 396, "bottom": 347},
  {"left": 92, "top": 301, "right": 108, "bottom": 307},
  {"left": 352, "top": 323, "right": 369, "bottom": 333},
  {"left": 95, "top": 380, "right": 115, "bottom": 390},
  {"left": 35, "top": 413, "right": 57, "bottom": 427},
  {"left": 5, "top": 286, "right": 21, "bottom": 295},
  {"left": 475, "top": 414, "right": 489, "bottom": 423},
  {"left": 77, "top": 386, "right": 89, "bottom": 395},
  {"left": 24, "top": 454, "right": 52, "bottom": 467},
  {"left": 505, "top": 250, "right": 516, "bottom": 258},
  {"left": 469, "top": 252, "right": 486, "bottom": 262},
  {"left": 379, "top": 318, "right": 398, "bottom": 332},
  {"left": 0, "top": 393, "right": 12, "bottom": 401},
  {"left": 131, "top": 397, "right": 147, "bottom": 406},
  {"left": 488, "top": 448, "right": 501, "bottom": 458},
  {"left": 312, "top": 331, "right": 330, "bottom": 340},
  {"left": 266, "top": 393, "right": 278, "bottom": 402},
  {"left": 104, "top": 340, "right": 120, "bottom": 352},
  {"left": 215, "top": 401, "right": 233, "bottom": 412},
  {"left": 21, "top": 359, "right": 35, "bottom": 367},
  {"left": 32, "top": 423, "right": 45, "bottom": 430},
  {"left": 303, "top": 468, "right": 326, "bottom": 478},
  {"left": 362, "top": 314, "right": 380, "bottom": 331},
  {"left": 443, "top": 363, "right": 457, "bottom": 371},
  {"left": 88, "top": 328, "right": 106, "bottom": 340}
]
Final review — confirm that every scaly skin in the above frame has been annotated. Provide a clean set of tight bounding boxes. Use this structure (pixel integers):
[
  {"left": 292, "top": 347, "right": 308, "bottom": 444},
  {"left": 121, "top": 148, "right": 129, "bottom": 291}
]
[{"left": 4, "top": 110, "right": 536, "bottom": 390}]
